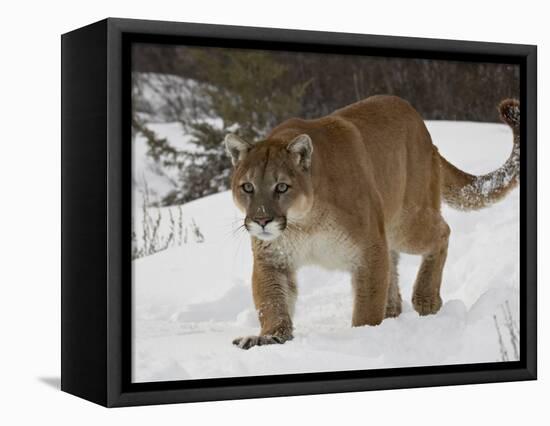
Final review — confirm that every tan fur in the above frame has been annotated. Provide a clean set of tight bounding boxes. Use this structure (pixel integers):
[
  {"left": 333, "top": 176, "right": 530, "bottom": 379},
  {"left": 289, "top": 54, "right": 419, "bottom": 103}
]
[{"left": 226, "top": 95, "right": 520, "bottom": 350}]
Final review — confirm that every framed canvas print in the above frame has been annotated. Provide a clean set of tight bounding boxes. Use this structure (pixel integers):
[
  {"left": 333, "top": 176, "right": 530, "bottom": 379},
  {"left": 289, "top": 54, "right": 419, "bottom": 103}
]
[{"left": 61, "top": 18, "right": 537, "bottom": 407}]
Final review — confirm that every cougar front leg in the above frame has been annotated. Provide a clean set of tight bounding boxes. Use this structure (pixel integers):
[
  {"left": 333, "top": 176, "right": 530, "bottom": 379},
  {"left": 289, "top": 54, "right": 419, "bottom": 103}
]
[
  {"left": 233, "top": 262, "right": 296, "bottom": 350},
  {"left": 351, "top": 242, "right": 391, "bottom": 327}
]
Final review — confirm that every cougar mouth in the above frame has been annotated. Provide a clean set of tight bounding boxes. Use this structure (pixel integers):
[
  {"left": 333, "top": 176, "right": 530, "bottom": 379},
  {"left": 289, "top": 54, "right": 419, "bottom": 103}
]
[{"left": 245, "top": 217, "right": 287, "bottom": 241}]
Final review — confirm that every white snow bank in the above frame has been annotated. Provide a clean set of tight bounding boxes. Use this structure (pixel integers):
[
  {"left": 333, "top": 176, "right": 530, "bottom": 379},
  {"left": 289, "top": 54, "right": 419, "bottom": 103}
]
[{"left": 132, "top": 120, "right": 519, "bottom": 382}]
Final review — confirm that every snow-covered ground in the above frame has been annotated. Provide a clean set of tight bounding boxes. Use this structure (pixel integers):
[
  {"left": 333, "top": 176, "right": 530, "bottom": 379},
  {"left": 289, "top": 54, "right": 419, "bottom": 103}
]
[{"left": 132, "top": 120, "right": 519, "bottom": 383}]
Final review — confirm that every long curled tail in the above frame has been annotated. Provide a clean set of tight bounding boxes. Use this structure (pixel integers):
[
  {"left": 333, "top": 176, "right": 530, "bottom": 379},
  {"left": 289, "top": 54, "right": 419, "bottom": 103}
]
[{"left": 440, "top": 99, "right": 520, "bottom": 211}]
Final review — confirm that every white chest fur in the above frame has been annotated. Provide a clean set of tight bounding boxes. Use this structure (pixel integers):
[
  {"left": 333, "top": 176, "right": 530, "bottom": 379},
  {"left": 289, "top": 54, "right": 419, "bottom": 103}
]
[{"left": 269, "top": 226, "right": 361, "bottom": 272}]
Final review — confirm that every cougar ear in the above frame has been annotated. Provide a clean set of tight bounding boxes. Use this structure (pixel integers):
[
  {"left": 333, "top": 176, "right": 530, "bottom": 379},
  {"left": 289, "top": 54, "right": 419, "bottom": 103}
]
[
  {"left": 225, "top": 134, "right": 252, "bottom": 166},
  {"left": 287, "top": 134, "right": 313, "bottom": 170}
]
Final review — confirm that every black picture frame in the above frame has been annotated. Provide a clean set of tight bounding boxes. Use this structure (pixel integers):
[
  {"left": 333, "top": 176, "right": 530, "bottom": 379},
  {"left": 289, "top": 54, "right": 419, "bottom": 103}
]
[{"left": 61, "top": 17, "right": 537, "bottom": 407}]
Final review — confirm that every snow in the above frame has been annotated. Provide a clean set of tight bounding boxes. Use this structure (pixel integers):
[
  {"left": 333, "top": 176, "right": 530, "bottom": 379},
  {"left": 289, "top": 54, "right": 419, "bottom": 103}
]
[{"left": 132, "top": 120, "right": 519, "bottom": 383}]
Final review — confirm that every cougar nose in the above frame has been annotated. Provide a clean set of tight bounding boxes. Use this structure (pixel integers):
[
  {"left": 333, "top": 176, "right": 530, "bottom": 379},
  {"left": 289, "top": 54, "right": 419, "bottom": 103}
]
[{"left": 253, "top": 217, "right": 273, "bottom": 227}]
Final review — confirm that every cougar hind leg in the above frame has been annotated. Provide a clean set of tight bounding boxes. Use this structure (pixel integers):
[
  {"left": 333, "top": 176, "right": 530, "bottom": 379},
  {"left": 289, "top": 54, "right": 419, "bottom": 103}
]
[
  {"left": 410, "top": 213, "right": 450, "bottom": 316},
  {"left": 385, "top": 250, "right": 402, "bottom": 318},
  {"left": 394, "top": 207, "right": 451, "bottom": 316}
]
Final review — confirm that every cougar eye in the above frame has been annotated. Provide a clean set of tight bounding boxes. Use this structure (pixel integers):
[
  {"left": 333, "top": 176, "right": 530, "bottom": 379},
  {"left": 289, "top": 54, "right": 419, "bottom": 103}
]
[
  {"left": 242, "top": 182, "right": 254, "bottom": 193},
  {"left": 275, "top": 183, "right": 289, "bottom": 193}
]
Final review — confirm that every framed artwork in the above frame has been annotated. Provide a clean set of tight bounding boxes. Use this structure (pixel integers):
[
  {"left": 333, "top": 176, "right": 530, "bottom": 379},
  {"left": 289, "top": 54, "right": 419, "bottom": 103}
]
[{"left": 61, "top": 18, "right": 537, "bottom": 407}]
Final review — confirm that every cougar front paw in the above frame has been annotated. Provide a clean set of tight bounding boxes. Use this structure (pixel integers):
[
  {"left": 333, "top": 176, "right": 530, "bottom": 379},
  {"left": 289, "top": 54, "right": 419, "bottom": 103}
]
[
  {"left": 412, "top": 294, "right": 442, "bottom": 316},
  {"left": 385, "top": 300, "right": 402, "bottom": 318},
  {"left": 232, "top": 334, "right": 291, "bottom": 350}
]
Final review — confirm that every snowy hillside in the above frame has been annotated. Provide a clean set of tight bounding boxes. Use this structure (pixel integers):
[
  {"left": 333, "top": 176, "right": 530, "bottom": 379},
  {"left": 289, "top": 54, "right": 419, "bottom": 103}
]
[{"left": 132, "top": 120, "right": 519, "bottom": 383}]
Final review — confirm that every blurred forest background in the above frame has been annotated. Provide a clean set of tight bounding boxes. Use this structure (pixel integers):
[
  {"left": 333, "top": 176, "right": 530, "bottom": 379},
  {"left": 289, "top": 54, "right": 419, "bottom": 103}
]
[{"left": 132, "top": 43, "right": 519, "bottom": 206}]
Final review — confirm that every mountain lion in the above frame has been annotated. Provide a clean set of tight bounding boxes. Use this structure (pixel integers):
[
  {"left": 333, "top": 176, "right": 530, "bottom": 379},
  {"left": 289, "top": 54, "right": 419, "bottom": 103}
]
[{"left": 225, "top": 95, "right": 519, "bottom": 349}]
